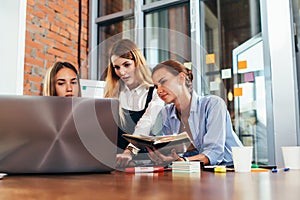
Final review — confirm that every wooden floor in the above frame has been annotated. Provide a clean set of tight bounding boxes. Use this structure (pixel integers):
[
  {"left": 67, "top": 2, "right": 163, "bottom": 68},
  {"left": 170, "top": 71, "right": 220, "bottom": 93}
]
[{"left": 1, "top": 170, "right": 300, "bottom": 199}]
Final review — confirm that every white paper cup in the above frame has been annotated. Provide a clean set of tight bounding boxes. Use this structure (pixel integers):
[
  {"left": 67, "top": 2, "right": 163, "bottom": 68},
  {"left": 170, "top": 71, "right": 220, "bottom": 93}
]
[
  {"left": 281, "top": 146, "right": 300, "bottom": 169},
  {"left": 232, "top": 146, "right": 253, "bottom": 172}
]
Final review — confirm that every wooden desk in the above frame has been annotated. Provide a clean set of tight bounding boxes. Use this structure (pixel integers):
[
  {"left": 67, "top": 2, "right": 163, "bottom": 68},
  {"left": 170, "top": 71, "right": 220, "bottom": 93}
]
[{"left": 0, "top": 170, "right": 300, "bottom": 199}]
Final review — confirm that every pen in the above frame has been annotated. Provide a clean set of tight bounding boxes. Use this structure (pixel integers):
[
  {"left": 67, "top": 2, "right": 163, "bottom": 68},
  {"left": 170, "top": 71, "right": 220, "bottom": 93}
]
[
  {"left": 125, "top": 166, "right": 165, "bottom": 173},
  {"left": 271, "top": 167, "right": 290, "bottom": 173}
]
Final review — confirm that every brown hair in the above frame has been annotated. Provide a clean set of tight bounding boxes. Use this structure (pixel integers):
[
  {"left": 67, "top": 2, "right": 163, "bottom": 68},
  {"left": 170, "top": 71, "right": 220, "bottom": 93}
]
[
  {"left": 104, "top": 39, "right": 152, "bottom": 98},
  {"left": 43, "top": 61, "right": 82, "bottom": 96},
  {"left": 152, "top": 59, "right": 193, "bottom": 93}
]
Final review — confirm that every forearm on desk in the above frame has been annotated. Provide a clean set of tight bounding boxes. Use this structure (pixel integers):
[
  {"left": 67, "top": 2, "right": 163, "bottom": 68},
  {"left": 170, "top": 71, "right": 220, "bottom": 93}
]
[{"left": 185, "top": 153, "right": 210, "bottom": 165}]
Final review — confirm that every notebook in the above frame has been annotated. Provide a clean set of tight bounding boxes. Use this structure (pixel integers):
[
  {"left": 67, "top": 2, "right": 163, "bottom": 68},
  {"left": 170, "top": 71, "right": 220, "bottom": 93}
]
[{"left": 0, "top": 95, "right": 119, "bottom": 174}]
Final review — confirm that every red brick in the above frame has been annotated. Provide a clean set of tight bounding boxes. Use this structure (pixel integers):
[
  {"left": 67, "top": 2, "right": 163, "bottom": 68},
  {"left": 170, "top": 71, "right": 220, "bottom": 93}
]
[
  {"left": 26, "top": 23, "right": 45, "bottom": 34},
  {"left": 64, "top": 38, "right": 72, "bottom": 46},
  {"left": 65, "top": 0, "right": 78, "bottom": 9},
  {"left": 24, "top": 82, "right": 31, "bottom": 90},
  {"left": 26, "top": 5, "right": 34, "bottom": 14},
  {"left": 24, "top": 57, "right": 44, "bottom": 67},
  {"left": 28, "top": 74, "right": 43, "bottom": 83},
  {"left": 25, "top": 47, "right": 32, "bottom": 55},
  {"left": 56, "top": 42, "right": 73, "bottom": 54},
  {"left": 47, "top": 31, "right": 65, "bottom": 43},
  {"left": 65, "top": 55, "right": 77, "bottom": 64},
  {"left": 27, "top": 0, "right": 35, "bottom": 6},
  {"left": 35, "top": 34, "right": 55, "bottom": 47},
  {"left": 32, "top": 10, "right": 46, "bottom": 19},
  {"left": 36, "top": 3, "right": 55, "bottom": 16},
  {"left": 47, "top": 47, "right": 67, "bottom": 58},
  {"left": 36, "top": 51, "right": 48, "bottom": 60},
  {"left": 26, "top": 39, "right": 44, "bottom": 50},
  {"left": 24, "top": 65, "right": 32, "bottom": 74},
  {"left": 59, "top": 28, "right": 70, "bottom": 39},
  {"left": 40, "top": 20, "right": 50, "bottom": 29},
  {"left": 59, "top": 14, "right": 75, "bottom": 27},
  {"left": 48, "top": 2, "right": 64, "bottom": 14},
  {"left": 50, "top": 24, "right": 60, "bottom": 34}
]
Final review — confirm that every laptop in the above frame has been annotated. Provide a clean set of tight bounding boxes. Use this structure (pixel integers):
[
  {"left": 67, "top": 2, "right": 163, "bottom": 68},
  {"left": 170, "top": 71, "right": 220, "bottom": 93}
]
[{"left": 0, "top": 95, "right": 119, "bottom": 174}]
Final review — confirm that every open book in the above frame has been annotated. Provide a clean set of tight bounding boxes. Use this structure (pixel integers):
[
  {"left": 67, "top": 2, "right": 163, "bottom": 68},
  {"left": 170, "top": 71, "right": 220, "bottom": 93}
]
[{"left": 122, "top": 132, "right": 197, "bottom": 154}]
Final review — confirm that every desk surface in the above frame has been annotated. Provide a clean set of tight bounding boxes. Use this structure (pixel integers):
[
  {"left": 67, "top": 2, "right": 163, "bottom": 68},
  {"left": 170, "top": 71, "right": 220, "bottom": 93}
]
[{"left": 1, "top": 170, "right": 300, "bottom": 200}]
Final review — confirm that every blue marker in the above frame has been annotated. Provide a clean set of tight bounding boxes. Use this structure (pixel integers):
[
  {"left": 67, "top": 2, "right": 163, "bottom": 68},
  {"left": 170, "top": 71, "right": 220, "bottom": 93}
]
[{"left": 271, "top": 167, "right": 290, "bottom": 173}]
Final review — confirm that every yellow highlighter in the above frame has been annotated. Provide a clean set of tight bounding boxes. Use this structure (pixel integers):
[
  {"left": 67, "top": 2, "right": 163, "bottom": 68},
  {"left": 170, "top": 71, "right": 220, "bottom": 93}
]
[{"left": 214, "top": 166, "right": 227, "bottom": 173}]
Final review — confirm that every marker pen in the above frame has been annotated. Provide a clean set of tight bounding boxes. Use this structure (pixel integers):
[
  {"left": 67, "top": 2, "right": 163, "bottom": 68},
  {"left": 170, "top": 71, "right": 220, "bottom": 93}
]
[
  {"left": 125, "top": 166, "right": 165, "bottom": 173},
  {"left": 271, "top": 167, "right": 290, "bottom": 173}
]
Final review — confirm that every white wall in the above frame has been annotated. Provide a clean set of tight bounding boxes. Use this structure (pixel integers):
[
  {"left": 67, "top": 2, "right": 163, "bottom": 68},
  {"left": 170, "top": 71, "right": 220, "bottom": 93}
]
[{"left": 0, "top": 0, "right": 26, "bottom": 95}]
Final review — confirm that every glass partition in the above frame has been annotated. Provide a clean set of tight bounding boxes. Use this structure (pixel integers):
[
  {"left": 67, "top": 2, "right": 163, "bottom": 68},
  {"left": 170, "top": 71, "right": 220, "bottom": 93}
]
[{"left": 233, "top": 34, "right": 268, "bottom": 164}]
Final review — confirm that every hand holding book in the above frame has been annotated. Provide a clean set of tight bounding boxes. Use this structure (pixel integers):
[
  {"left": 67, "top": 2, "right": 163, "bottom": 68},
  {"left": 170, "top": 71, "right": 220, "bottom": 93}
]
[{"left": 122, "top": 132, "right": 197, "bottom": 154}]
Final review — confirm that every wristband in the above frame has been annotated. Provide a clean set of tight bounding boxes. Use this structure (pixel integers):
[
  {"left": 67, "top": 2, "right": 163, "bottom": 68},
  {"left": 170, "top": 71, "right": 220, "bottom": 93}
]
[{"left": 125, "top": 146, "right": 138, "bottom": 156}]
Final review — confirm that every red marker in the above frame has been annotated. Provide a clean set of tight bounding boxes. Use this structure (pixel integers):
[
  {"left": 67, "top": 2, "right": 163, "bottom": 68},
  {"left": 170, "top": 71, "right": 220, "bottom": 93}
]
[{"left": 125, "top": 166, "right": 165, "bottom": 173}]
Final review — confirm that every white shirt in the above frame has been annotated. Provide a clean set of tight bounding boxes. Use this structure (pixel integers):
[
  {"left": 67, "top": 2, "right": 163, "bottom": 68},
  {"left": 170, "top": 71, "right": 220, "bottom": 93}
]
[{"left": 119, "top": 83, "right": 164, "bottom": 136}]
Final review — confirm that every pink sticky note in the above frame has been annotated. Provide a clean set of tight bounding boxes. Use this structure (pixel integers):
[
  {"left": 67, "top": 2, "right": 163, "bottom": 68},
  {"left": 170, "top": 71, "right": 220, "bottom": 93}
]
[{"left": 244, "top": 72, "right": 254, "bottom": 82}]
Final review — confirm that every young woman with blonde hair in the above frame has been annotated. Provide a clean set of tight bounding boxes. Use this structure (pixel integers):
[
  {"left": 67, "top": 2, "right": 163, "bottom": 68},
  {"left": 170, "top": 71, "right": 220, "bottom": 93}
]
[{"left": 104, "top": 39, "right": 164, "bottom": 168}]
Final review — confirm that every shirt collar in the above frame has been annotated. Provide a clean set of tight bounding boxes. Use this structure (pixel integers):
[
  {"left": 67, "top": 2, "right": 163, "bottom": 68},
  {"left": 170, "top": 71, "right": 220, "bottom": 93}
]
[
  {"left": 169, "top": 90, "right": 198, "bottom": 119},
  {"left": 190, "top": 91, "right": 199, "bottom": 113},
  {"left": 123, "top": 83, "right": 147, "bottom": 95},
  {"left": 169, "top": 104, "right": 178, "bottom": 119}
]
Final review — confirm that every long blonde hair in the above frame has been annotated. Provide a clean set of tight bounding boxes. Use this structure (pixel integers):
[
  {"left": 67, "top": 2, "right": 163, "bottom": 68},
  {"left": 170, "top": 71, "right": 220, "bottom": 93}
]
[
  {"left": 43, "top": 61, "right": 82, "bottom": 96},
  {"left": 104, "top": 39, "right": 153, "bottom": 98}
]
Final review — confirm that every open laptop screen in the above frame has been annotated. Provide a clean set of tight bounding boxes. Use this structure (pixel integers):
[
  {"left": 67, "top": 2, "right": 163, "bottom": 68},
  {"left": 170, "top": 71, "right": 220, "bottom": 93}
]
[{"left": 0, "top": 95, "right": 119, "bottom": 174}]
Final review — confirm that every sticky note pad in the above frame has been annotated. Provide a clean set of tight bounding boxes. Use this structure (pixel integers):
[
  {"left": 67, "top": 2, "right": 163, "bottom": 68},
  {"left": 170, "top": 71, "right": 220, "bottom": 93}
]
[
  {"left": 210, "top": 81, "right": 219, "bottom": 91},
  {"left": 183, "top": 62, "right": 192, "bottom": 70},
  {"left": 238, "top": 61, "right": 247, "bottom": 70},
  {"left": 206, "top": 54, "right": 215, "bottom": 64},
  {"left": 221, "top": 68, "right": 232, "bottom": 79},
  {"left": 244, "top": 72, "right": 254, "bottom": 82},
  {"left": 234, "top": 87, "right": 243, "bottom": 96}
]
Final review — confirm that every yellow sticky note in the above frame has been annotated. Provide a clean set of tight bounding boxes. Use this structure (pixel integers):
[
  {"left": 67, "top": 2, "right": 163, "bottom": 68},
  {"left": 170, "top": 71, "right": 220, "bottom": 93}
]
[
  {"left": 206, "top": 54, "right": 215, "bottom": 64},
  {"left": 234, "top": 87, "right": 243, "bottom": 96},
  {"left": 183, "top": 62, "right": 192, "bottom": 70},
  {"left": 238, "top": 61, "right": 247, "bottom": 70}
]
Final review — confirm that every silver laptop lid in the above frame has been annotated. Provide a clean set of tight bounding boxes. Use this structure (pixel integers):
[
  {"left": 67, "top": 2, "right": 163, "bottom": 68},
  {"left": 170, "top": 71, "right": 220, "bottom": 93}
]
[{"left": 0, "top": 95, "right": 119, "bottom": 174}]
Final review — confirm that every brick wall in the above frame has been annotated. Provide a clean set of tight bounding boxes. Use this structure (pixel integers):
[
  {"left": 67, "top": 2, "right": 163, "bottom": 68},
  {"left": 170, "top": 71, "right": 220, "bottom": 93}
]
[{"left": 24, "top": 0, "right": 89, "bottom": 96}]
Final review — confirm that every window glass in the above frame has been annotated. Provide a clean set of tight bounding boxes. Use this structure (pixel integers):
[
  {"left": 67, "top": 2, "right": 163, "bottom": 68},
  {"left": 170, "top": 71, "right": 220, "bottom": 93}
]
[
  {"left": 144, "top": 0, "right": 161, "bottom": 4},
  {"left": 144, "top": 4, "right": 190, "bottom": 68},
  {"left": 99, "top": 0, "right": 133, "bottom": 16}
]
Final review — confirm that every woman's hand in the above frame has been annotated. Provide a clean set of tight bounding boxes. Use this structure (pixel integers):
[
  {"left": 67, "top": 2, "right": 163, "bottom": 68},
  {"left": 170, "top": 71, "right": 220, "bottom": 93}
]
[
  {"left": 146, "top": 147, "right": 179, "bottom": 165},
  {"left": 115, "top": 149, "right": 134, "bottom": 168}
]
